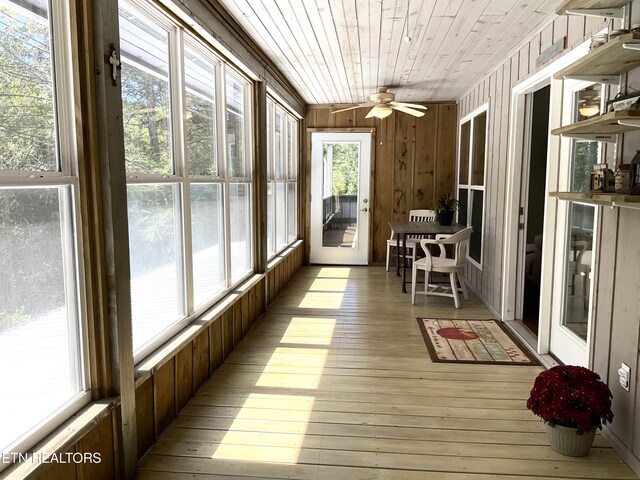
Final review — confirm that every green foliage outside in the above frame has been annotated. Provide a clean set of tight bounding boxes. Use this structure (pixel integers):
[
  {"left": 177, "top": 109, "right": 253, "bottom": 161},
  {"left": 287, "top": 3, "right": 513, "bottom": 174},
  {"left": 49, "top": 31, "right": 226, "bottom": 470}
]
[
  {"left": 572, "top": 141, "right": 599, "bottom": 192},
  {"left": 325, "top": 143, "right": 359, "bottom": 196}
]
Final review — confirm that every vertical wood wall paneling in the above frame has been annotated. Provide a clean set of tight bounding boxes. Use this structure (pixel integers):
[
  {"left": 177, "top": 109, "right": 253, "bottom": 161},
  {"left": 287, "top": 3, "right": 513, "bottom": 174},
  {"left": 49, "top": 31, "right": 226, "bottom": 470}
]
[
  {"left": 607, "top": 209, "right": 639, "bottom": 446},
  {"left": 394, "top": 113, "right": 414, "bottom": 219},
  {"left": 135, "top": 378, "right": 154, "bottom": 459},
  {"left": 209, "top": 319, "right": 223, "bottom": 372},
  {"left": 75, "top": 413, "right": 115, "bottom": 479},
  {"left": 175, "top": 344, "right": 193, "bottom": 414},
  {"left": 413, "top": 109, "right": 437, "bottom": 210},
  {"left": 153, "top": 360, "right": 176, "bottom": 438},
  {"left": 306, "top": 105, "right": 457, "bottom": 264},
  {"left": 192, "top": 329, "right": 209, "bottom": 392},
  {"left": 30, "top": 449, "right": 77, "bottom": 480}
]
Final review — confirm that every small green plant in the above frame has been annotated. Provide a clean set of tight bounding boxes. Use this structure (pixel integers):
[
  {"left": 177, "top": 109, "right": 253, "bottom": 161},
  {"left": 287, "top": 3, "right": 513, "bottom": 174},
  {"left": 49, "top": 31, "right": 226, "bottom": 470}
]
[{"left": 433, "top": 192, "right": 458, "bottom": 213}]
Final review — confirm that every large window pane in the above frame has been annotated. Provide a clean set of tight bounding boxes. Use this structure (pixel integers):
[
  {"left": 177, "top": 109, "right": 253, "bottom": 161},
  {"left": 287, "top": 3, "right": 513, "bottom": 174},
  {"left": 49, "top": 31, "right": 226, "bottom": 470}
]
[
  {"left": 229, "top": 183, "right": 251, "bottom": 281},
  {"left": 469, "top": 190, "right": 484, "bottom": 263},
  {"left": 276, "top": 182, "right": 286, "bottom": 250},
  {"left": 267, "top": 182, "right": 274, "bottom": 256},
  {"left": 184, "top": 42, "right": 217, "bottom": 176},
  {"left": 0, "top": 187, "right": 83, "bottom": 451},
  {"left": 127, "top": 184, "right": 182, "bottom": 352},
  {"left": 226, "top": 75, "right": 246, "bottom": 178},
  {"left": 571, "top": 140, "right": 599, "bottom": 192},
  {"left": 275, "top": 109, "right": 284, "bottom": 179},
  {"left": 471, "top": 112, "right": 486, "bottom": 185},
  {"left": 457, "top": 188, "right": 468, "bottom": 226},
  {"left": 458, "top": 121, "right": 470, "bottom": 184},
  {"left": 287, "top": 182, "right": 296, "bottom": 241},
  {"left": 191, "top": 183, "right": 225, "bottom": 306},
  {"left": 0, "top": 0, "right": 57, "bottom": 172},
  {"left": 120, "top": 0, "right": 173, "bottom": 175},
  {"left": 287, "top": 118, "right": 297, "bottom": 179}
]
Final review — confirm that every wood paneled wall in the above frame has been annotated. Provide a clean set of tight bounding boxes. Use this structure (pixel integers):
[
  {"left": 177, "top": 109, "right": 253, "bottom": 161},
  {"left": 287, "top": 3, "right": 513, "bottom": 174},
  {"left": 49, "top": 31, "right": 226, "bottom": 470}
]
[
  {"left": 457, "top": 15, "right": 607, "bottom": 312},
  {"left": 457, "top": 7, "right": 640, "bottom": 474},
  {"left": 267, "top": 242, "right": 305, "bottom": 304},
  {"left": 305, "top": 103, "right": 458, "bottom": 264}
]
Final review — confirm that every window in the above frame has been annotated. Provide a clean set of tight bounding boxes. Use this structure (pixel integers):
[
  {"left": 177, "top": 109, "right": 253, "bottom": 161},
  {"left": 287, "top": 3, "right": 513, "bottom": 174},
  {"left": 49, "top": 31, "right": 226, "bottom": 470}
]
[
  {"left": 457, "top": 105, "right": 487, "bottom": 267},
  {"left": 119, "top": 0, "right": 253, "bottom": 359},
  {"left": 266, "top": 96, "right": 299, "bottom": 259},
  {"left": 0, "top": 0, "right": 89, "bottom": 462}
]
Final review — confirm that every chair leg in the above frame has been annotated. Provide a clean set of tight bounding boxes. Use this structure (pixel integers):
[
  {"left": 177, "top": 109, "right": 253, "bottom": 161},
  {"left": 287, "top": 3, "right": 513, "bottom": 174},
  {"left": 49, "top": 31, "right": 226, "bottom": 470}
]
[
  {"left": 386, "top": 244, "right": 391, "bottom": 271},
  {"left": 450, "top": 273, "right": 461, "bottom": 308},
  {"left": 411, "top": 264, "right": 418, "bottom": 304},
  {"left": 458, "top": 272, "right": 469, "bottom": 300}
]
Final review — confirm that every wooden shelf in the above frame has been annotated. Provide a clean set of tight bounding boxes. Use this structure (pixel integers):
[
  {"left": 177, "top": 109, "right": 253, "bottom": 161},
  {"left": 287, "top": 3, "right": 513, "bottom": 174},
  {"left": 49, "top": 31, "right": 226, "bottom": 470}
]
[
  {"left": 551, "top": 110, "right": 640, "bottom": 138},
  {"left": 556, "top": 0, "right": 629, "bottom": 15},
  {"left": 554, "top": 33, "right": 640, "bottom": 79},
  {"left": 550, "top": 191, "right": 640, "bottom": 209}
]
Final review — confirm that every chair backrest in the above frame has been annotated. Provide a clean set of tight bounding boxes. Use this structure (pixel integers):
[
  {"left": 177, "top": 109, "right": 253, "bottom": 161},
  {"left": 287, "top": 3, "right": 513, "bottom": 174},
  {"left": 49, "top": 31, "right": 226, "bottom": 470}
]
[
  {"left": 409, "top": 209, "right": 436, "bottom": 222},
  {"left": 435, "top": 227, "right": 473, "bottom": 267},
  {"left": 408, "top": 209, "right": 436, "bottom": 240}
]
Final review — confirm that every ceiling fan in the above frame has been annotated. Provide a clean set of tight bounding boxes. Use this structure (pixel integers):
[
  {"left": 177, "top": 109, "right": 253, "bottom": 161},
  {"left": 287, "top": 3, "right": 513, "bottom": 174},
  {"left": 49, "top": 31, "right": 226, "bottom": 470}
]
[
  {"left": 578, "top": 89, "right": 600, "bottom": 117},
  {"left": 331, "top": 86, "right": 427, "bottom": 119}
]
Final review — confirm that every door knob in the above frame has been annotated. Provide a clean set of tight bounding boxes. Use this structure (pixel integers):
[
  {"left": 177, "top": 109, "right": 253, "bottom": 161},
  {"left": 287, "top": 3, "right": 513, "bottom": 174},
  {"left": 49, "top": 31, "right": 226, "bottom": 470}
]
[{"left": 361, "top": 207, "right": 368, "bottom": 212}]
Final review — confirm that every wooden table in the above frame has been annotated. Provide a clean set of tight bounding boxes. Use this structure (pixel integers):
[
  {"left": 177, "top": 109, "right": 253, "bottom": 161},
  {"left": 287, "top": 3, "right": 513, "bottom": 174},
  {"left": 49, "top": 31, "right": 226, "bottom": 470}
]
[{"left": 388, "top": 221, "right": 465, "bottom": 293}]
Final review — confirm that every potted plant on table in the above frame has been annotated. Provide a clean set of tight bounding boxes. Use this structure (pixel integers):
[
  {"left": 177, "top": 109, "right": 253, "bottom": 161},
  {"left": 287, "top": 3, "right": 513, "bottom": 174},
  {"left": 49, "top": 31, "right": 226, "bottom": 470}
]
[
  {"left": 433, "top": 192, "right": 458, "bottom": 226},
  {"left": 526, "top": 365, "right": 614, "bottom": 456}
]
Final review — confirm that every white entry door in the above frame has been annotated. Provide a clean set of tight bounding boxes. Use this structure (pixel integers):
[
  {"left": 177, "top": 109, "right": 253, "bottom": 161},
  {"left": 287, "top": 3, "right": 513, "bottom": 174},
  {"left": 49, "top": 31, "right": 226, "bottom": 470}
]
[{"left": 310, "top": 132, "right": 372, "bottom": 264}]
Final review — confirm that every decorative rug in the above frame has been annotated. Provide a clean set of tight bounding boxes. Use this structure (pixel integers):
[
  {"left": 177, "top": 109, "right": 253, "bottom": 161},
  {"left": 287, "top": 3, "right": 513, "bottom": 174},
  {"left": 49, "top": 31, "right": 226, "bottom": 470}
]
[{"left": 417, "top": 318, "right": 539, "bottom": 365}]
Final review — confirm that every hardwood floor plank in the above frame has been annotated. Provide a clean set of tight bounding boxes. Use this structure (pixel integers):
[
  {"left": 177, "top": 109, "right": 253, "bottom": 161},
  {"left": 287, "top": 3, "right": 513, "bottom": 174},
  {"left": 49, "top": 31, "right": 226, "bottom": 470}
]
[{"left": 139, "top": 267, "right": 638, "bottom": 479}]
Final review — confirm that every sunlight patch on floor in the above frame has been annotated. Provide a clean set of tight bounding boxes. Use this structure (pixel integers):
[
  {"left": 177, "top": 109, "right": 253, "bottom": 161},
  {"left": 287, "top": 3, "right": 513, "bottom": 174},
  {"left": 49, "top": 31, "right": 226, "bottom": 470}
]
[
  {"left": 257, "top": 347, "right": 328, "bottom": 389},
  {"left": 280, "top": 317, "right": 337, "bottom": 345},
  {"left": 212, "top": 393, "right": 315, "bottom": 464},
  {"left": 298, "top": 292, "right": 344, "bottom": 309},
  {"left": 316, "top": 267, "right": 351, "bottom": 278},
  {"left": 309, "top": 278, "right": 348, "bottom": 291}
]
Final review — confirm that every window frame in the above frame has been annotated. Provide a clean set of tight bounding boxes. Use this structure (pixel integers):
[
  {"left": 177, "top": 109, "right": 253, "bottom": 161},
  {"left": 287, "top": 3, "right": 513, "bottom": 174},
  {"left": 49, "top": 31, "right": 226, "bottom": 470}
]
[
  {"left": 457, "top": 103, "right": 489, "bottom": 270},
  {"left": 119, "top": 1, "right": 255, "bottom": 362},
  {"left": 0, "top": 0, "right": 91, "bottom": 464},
  {"left": 266, "top": 94, "right": 299, "bottom": 260}
]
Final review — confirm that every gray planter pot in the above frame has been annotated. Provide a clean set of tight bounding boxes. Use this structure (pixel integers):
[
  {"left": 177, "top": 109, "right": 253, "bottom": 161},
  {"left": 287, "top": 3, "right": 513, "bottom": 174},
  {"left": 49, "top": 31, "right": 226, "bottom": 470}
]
[{"left": 547, "top": 423, "right": 596, "bottom": 456}]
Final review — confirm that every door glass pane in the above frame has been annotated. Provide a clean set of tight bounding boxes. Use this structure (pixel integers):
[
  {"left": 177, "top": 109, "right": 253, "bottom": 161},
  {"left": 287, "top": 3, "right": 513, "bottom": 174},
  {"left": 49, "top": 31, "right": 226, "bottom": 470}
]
[
  {"left": 321, "top": 142, "right": 359, "bottom": 248},
  {"left": 184, "top": 42, "right": 217, "bottom": 176},
  {"left": 571, "top": 140, "right": 600, "bottom": 192},
  {"left": 561, "top": 203, "right": 594, "bottom": 340},
  {"left": 127, "top": 184, "right": 182, "bottom": 352},
  {"left": 120, "top": 0, "right": 173, "bottom": 175},
  {"left": 229, "top": 183, "right": 251, "bottom": 281},
  {"left": 0, "top": 0, "right": 57, "bottom": 172},
  {"left": 0, "top": 187, "right": 83, "bottom": 451},
  {"left": 190, "top": 183, "right": 225, "bottom": 306},
  {"left": 471, "top": 112, "right": 486, "bottom": 185},
  {"left": 459, "top": 121, "right": 470, "bottom": 184}
]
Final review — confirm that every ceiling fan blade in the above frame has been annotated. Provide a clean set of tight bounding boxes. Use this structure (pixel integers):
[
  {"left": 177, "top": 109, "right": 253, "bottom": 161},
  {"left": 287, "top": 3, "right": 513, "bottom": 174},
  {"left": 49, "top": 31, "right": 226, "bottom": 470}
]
[
  {"left": 391, "top": 101, "right": 427, "bottom": 110},
  {"left": 365, "top": 108, "right": 377, "bottom": 119},
  {"left": 331, "top": 103, "right": 375, "bottom": 114},
  {"left": 392, "top": 105, "right": 426, "bottom": 117}
]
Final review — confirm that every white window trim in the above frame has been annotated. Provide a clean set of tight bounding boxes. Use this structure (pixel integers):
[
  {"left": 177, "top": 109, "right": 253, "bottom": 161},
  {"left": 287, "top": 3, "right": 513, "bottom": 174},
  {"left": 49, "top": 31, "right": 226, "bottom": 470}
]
[
  {"left": 0, "top": 0, "right": 90, "bottom": 467},
  {"left": 266, "top": 95, "right": 299, "bottom": 260},
  {"left": 457, "top": 103, "right": 489, "bottom": 270},
  {"left": 123, "top": 1, "right": 255, "bottom": 362}
]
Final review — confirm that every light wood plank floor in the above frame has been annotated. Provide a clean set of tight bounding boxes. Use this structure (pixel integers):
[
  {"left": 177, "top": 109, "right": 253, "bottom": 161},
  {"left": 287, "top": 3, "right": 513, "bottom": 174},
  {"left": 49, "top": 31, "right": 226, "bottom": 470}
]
[{"left": 138, "top": 266, "right": 638, "bottom": 480}]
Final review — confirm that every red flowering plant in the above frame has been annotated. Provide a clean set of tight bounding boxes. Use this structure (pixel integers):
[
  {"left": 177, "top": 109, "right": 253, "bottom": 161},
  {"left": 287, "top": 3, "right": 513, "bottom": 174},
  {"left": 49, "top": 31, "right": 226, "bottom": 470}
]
[{"left": 526, "top": 365, "right": 614, "bottom": 434}]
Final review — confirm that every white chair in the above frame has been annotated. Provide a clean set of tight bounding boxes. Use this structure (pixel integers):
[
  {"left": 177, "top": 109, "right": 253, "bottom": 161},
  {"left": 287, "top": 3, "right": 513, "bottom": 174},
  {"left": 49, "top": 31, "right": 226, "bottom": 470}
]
[
  {"left": 411, "top": 227, "right": 473, "bottom": 308},
  {"left": 385, "top": 209, "right": 436, "bottom": 271}
]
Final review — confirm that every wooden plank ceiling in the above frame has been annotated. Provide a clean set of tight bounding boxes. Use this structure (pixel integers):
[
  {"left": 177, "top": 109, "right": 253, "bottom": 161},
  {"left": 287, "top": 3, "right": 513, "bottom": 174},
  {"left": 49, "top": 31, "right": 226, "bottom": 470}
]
[{"left": 217, "top": 0, "right": 564, "bottom": 103}]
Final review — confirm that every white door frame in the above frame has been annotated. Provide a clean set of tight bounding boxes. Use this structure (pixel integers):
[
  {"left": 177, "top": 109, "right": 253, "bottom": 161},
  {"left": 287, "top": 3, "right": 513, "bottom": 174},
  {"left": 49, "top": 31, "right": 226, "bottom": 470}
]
[
  {"left": 309, "top": 131, "right": 373, "bottom": 264},
  {"left": 502, "top": 40, "right": 590, "bottom": 355}
]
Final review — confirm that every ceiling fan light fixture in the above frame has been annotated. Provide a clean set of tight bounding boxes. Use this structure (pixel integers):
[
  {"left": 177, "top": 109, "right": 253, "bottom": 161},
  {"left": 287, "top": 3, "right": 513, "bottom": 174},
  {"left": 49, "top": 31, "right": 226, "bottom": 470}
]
[
  {"left": 371, "top": 106, "right": 393, "bottom": 118},
  {"left": 579, "top": 103, "right": 599, "bottom": 117}
]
